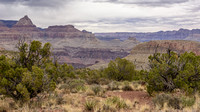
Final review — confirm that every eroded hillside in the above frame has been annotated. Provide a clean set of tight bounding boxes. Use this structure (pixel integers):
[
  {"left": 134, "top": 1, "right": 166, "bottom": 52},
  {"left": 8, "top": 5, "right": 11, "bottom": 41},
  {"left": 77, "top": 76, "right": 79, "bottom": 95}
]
[
  {"left": 0, "top": 16, "right": 140, "bottom": 68},
  {"left": 125, "top": 40, "right": 200, "bottom": 70}
]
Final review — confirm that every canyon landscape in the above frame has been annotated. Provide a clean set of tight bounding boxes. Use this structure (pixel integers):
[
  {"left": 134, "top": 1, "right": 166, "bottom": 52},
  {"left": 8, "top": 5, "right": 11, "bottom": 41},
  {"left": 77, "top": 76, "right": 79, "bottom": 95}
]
[
  {"left": 2, "top": 16, "right": 200, "bottom": 69},
  {"left": 0, "top": 15, "right": 139, "bottom": 68},
  {"left": 1, "top": 0, "right": 200, "bottom": 111}
]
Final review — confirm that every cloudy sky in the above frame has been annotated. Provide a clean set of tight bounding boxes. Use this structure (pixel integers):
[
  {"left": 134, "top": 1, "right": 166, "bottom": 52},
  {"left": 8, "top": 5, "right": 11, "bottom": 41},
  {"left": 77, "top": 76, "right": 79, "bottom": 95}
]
[{"left": 0, "top": 0, "right": 200, "bottom": 32}]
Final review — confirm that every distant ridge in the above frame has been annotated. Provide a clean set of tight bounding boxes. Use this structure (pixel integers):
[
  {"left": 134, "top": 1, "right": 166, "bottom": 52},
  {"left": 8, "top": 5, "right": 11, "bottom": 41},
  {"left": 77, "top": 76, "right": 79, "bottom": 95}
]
[
  {"left": 0, "top": 20, "right": 17, "bottom": 28},
  {"left": 95, "top": 28, "right": 200, "bottom": 42}
]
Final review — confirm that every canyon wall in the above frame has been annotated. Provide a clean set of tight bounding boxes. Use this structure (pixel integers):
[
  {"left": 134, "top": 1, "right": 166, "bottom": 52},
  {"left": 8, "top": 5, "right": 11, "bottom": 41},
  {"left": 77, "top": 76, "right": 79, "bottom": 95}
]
[{"left": 0, "top": 16, "right": 139, "bottom": 68}]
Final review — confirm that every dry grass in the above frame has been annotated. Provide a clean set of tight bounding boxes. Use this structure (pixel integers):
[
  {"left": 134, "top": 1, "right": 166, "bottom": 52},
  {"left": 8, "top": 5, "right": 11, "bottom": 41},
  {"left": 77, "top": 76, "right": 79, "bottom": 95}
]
[
  {"left": 182, "top": 94, "right": 200, "bottom": 112},
  {"left": 1, "top": 81, "right": 200, "bottom": 112},
  {"left": 0, "top": 96, "right": 11, "bottom": 111}
]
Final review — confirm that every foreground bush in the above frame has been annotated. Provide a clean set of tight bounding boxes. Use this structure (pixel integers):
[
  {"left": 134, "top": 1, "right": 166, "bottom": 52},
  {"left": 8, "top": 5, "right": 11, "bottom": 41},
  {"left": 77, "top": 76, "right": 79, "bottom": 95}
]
[
  {"left": 106, "top": 96, "right": 129, "bottom": 110},
  {"left": 84, "top": 100, "right": 97, "bottom": 111},
  {"left": 104, "top": 57, "right": 138, "bottom": 81},
  {"left": 63, "top": 79, "right": 86, "bottom": 93},
  {"left": 146, "top": 50, "right": 200, "bottom": 95},
  {"left": 0, "top": 40, "right": 56, "bottom": 103},
  {"left": 153, "top": 93, "right": 195, "bottom": 109}
]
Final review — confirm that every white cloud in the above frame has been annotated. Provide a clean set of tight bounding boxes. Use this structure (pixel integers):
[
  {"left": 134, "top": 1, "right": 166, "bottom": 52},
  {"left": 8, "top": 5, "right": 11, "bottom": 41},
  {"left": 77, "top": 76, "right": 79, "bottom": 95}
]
[{"left": 0, "top": 0, "right": 199, "bottom": 32}]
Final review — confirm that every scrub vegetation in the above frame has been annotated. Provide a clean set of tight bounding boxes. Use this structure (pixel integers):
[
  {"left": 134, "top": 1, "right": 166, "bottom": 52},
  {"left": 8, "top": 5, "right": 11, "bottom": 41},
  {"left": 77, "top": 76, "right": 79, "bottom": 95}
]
[{"left": 0, "top": 40, "right": 200, "bottom": 112}]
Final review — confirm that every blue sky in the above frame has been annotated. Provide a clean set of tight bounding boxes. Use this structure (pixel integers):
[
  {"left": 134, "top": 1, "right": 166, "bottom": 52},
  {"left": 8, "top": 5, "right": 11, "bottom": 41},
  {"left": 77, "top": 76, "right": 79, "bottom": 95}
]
[{"left": 0, "top": 0, "right": 199, "bottom": 32}]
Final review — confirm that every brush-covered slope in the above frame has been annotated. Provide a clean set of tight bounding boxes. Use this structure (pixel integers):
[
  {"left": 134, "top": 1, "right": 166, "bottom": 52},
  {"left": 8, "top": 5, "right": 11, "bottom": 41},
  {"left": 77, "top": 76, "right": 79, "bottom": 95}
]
[{"left": 125, "top": 40, "right": 200, "bottom": 70}]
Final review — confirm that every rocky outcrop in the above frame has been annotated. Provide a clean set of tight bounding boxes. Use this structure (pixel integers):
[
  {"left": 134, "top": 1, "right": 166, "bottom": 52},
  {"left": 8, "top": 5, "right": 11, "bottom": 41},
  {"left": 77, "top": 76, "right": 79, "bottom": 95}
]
[
  {"left": 14, "top": 15, "right": 35, "bottom": 27},
  {"left": 125, "top": 40, "right": 200, "bottom": 70},
  {"left": 12, "top": 15, "right": 39, "bottom": 32}
]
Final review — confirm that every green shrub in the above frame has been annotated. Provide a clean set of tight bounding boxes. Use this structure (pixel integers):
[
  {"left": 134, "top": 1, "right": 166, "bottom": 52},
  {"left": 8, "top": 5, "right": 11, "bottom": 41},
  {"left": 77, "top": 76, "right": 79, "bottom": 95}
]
[
  {"left": 153, "top": 93, "right": 169, "bottom": 108},
  {"left": 56, "top": 95, "right": 66, "bottom": 105},
  {"left": 66, "top": 79, "right": 86, "bottom": 93},
  {"left": 57, "top": 64, "right": 75, "bottom": 80},
  {"left": 107, "top": 96, "right": 121, "bottom": 104},
  {"left": 168, "top": 97, "right": 180, "bottom": 109},
  {"left": 106, "top": 96, "right": 129, "bottom": 110},
  {"left": 107, "top": 81, "right": 120, "bottom": 91},
  {"left": 116, "top": 99, "right": 128, "bottom": 109},
  {"left": 76, "top": 68, "right": 108, "bottom": 85},
  {"left": 122, "top": 81, "right": 133, "bottom": 91},
  {"left": 102, "top": 103, "right": 117, "bottom": 112},
  {"left": 104, "top": 57, "right": 138, "bottom": 81},
  {"left": 181, "top": 96, "right": 195, "bottom": 108},
  {"left": 85, "top": 100, "right": 97, "bottom": 111},
  {"left": 45, "top": 62, "right": 75, "bottom": 84},
  {"left": 146, "top": 50, "right": 200, "bottom": 95},
  {"left": 122, "top": 85, "right": 133, "bottom": 91},
  {"left": 0, "top": 40, "right": 56, "bottom": 103},
  {"left": 152, "top": 93, "right": 195, "bottom": 109},
  {"left": 91, "top": 85, "right": 104, "bottom": 96}
]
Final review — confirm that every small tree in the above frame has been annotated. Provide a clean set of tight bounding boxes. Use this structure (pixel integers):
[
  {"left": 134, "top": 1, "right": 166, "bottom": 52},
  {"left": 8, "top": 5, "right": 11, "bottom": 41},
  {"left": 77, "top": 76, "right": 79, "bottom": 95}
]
[
  {"left": 16, "top": 39, "right": 51, "bottom": 71},
  {"left": 45, "top": 62, "right": 75, "bottom": 83},
  {"left": 0, "top": 40, "right": 56, "bottom": 103},
  {"left": 104, "top": 57, "right": 137, "bottom": 81},
  {"left": 146, "top": 50, "right": 200, "bottom": 95}
]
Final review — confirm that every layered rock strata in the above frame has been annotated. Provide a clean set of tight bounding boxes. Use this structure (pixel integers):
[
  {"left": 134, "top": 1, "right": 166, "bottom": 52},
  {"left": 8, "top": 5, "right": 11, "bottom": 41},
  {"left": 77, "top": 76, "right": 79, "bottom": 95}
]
[{"left": 0, "top": 16, "right": 139, "bottom": 68}]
